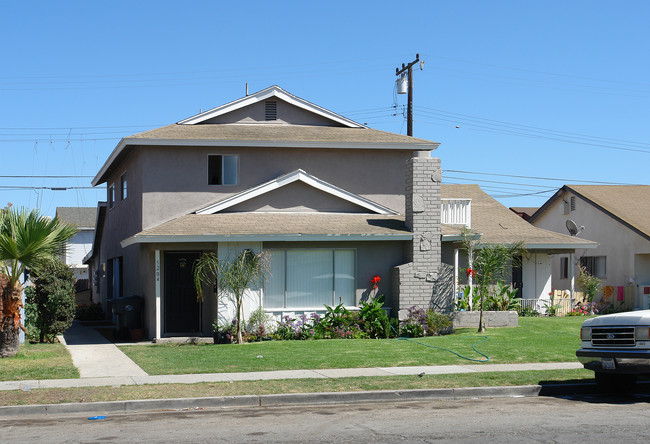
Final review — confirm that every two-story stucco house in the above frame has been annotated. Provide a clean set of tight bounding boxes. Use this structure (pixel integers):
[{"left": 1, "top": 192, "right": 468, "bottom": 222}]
[
  {"left": 530, "top": 185, "right": 650, "bottom": 309},
  {"left": 85, "top": 86, "right": 445, "bottom": 340}
]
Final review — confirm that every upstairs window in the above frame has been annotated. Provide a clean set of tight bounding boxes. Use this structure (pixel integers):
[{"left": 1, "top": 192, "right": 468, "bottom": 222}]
[
  {"left": 108, "top": 184, "right": 115, "bottom": 208},
  {"left": 120, "top": 173, "right": 127, "bottom": 200},
  {"left": 208, "top": 155, "right": 238, "bottom": 185}
]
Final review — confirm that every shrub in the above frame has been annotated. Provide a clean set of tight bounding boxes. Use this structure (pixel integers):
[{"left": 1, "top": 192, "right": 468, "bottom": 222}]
[
  {"left": 358, "top": 297, "right": 392, "bottom": 338},
  {"left": 29, "top": 259, "right": 76, "bottom": 342},
  {"left": 518, "top": 306, "right": 539, "bottom": 317},
  {"left": 75, "top": 303, "right": 105, "bottom": 321},
  {"left": 426, "top": 311, "right": 453, "bottom": 335}
]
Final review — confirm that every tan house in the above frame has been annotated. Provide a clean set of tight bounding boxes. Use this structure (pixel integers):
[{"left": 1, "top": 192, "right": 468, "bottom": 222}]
[
  {"left": 85, "top": 86, "right": 445, "bottom": 339},
  {"left": 530, "top": 185, "right": 650, "bottom": 309},
  {"left": 441, "top": 184, "right": 596, "bottom": 311}
]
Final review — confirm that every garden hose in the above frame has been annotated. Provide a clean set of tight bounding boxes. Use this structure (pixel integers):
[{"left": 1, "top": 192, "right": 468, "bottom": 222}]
[{"left": 390, "top": 325, "right": 490, "bottom": 362}]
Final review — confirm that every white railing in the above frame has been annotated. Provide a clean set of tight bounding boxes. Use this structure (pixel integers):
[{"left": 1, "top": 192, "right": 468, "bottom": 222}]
[
  {"left": 441, "top": 199, "right": 471, "bottom": 228},
  {"left": 519, "top": 298, "right": 573, "bottom": 316}
]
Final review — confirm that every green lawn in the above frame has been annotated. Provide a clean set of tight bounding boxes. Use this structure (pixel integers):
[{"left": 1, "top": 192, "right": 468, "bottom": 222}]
[
  {"left": 119, "top": 316, "right": 588, "bottom": 375},
  {"left": 0, "top": 342, "right": 79, "bottom": 381}
]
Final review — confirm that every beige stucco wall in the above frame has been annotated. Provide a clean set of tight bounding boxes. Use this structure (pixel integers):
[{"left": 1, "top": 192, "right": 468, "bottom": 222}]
[{"left": 532, "top": 190, "right": 650, "bottom": 302}]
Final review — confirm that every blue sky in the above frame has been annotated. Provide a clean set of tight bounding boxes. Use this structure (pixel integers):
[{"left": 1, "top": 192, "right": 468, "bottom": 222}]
[{"left": 1, "top": 1, "right": 649, "bottom": 217}]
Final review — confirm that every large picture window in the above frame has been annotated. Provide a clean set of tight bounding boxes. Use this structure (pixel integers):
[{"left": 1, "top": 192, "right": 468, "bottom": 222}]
[
  {"left": 208, "top": 154, "right": 238, "bottom": 185},
  {"left": 265, "top": 249, "right": 356, "bottom": 309}
]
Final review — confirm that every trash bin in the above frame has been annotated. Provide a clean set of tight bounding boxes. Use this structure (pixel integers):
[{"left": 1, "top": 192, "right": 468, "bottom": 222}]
[{"left": 110, "top": 295, "right": 144, "bottom": 340}]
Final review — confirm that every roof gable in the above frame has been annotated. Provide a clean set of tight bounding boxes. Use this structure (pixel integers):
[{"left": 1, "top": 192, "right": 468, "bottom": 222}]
[
  {"left": 178, "top": 86, "right": 363, "bottom": 128},
  {"left": 531, "top": 185, "right": 650, "bottom": 241},
  {"left": 195, "top": 169, "right": 397, "bottom": 215}
]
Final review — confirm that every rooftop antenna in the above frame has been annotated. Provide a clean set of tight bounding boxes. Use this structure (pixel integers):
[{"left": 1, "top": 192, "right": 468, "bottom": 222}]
[{"left": 566, "top": 219, "right": 585, "bottom": 236}]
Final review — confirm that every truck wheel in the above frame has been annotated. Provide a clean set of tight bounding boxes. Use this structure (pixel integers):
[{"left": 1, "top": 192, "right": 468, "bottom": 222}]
[{"left": 595, "top": 372, "right": 637, "bottom": 393}]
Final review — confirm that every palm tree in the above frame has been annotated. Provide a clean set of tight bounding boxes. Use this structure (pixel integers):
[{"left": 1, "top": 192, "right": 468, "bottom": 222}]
[
  {"left": 193, "top": 249, "right": 269, "bottom": 344},
  {"left": 0, "top": 207, "right": 77, "bottom": 358}
]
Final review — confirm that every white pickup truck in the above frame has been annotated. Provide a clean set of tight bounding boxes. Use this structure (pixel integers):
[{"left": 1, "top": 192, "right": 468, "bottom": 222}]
[{"left": 577, "top": 310, "right": 650, "bottom": 389}]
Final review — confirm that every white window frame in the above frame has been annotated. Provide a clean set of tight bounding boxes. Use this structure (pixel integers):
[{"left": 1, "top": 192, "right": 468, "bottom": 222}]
[
  {"left": 207, "top": 154, "right": 239, "bottom": 186},
  {"left": 264, "top": 248, "right": 357, "bottom": 310},
  {"left": 108, "top": 183, "right": 115, "bottom": 209},
  {"left": 120, "top": 173, "right": 127, "bottom": 201}
]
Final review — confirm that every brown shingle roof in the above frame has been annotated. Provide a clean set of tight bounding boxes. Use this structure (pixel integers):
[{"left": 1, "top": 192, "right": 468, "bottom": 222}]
[
  {"left": 122, "top": 213, "right": 410, "bottom": 246},
  {"left": 127, "top": 123, "right": 437, "bottom": 146},
  {"left": 442, "top": 184, "right": 596, "bottom": 248},
  {"left": 55, "top": 207, "right": 97, "bottom": 228},
  {"left": 563, "top": 185, "right": 650, "bottom": 239}
]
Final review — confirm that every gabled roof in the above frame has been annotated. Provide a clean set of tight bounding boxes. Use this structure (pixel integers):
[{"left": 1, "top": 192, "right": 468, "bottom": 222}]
[
  {"left": 441, "top": 184, "right": 597, "bottom": 250},
  {"left": 529, "top": 185, "right": 650, "bottom": 241},
  {"left": 178, "top": 85, "right": 363, "bottom": 128},
  {"left": 195, "top": 169, "right": 397, "bottom": 215},
  {"left": 91, "top": 86, "right": 439, "bottom": 186},
  {"left": 55, "top": 207, "right": 97, "bottom": 229}
]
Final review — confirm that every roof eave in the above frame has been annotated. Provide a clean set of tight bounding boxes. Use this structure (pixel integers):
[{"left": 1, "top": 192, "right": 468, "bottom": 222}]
[{"left": 121, "top": 233, "right": 413, "bottom": 248}]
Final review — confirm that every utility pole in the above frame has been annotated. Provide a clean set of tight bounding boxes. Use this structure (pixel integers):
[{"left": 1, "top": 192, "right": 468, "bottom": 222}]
[{"left": 395, "top": 54, "right": 420, "bottom": 137}]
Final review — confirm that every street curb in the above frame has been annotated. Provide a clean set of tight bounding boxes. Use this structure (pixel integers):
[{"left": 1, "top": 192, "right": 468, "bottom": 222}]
[{"left": 0, "top": 383, "right": 600, "bottom": 418}]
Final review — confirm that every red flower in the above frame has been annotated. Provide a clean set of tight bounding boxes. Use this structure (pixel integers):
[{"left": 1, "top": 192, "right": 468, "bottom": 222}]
[
  {"left": 465, "top": 268, "right": 476, "bottom": 278},
  {"left": 370, "top": 275, "right": 381, "bottom": 289}
]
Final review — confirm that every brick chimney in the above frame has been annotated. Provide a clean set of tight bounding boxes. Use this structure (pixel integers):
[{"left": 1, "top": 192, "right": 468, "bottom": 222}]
[{"left": 393, "top": 151, "right": 442, "bottom": 318}]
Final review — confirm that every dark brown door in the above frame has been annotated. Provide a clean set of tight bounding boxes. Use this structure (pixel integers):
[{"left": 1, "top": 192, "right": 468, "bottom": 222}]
[{"left": 164, "top": 252, "right": 201, "bottom": 334}]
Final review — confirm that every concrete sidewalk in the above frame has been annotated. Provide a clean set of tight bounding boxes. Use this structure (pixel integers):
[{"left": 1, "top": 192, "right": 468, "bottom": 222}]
[
  {"left": 0, "top": 321, "right": 583, "bottom": 391},
  {"left": 57, "top": 321, "right": 148, "bottom": 379},
  {"left": 0, "top": 362, "right": 584, "bottom": 391}
]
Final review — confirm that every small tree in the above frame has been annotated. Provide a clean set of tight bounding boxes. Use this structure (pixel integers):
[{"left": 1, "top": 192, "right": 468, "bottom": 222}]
[
  {"left": 193, "top": 249, "right": 270, "bottom": 344},
  {"left": 462, "top": 229, "right": 526, "bottom": 332},
  {"left": 577, "top": 264, "right": 602, "bottom": 314},
  {"left": 28, "top": 258, "right": 76, "bottom": 342},
  {"left": 0, "top": 207, "right": 77, "bottom": 357}
]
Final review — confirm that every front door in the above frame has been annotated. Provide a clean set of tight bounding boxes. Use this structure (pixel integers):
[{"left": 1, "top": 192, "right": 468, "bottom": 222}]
[{"left": 164, "top": 251, "right": 201, "bottom": 334}]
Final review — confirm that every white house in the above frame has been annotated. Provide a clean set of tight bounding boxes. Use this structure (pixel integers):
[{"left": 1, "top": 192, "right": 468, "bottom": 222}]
[{"left": 529, "top": 185, "right": 650, "bottom": 310}]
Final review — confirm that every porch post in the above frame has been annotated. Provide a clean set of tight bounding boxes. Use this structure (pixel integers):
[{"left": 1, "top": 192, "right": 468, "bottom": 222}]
[
  {"left": 155, "top": 249, "right": 162, "bottom": 339},
  {"left": 468, "top": 250, "right": 473, "bottom": 310},
  {"left": 454, "top": 248, "right": 459, "bottom": 302},
  {"left": 569, "top": 252, "right": 575, "bottom": 307}
]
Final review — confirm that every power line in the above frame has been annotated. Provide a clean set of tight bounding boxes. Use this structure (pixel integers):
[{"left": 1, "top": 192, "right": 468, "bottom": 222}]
[
  {"left": 443, "top": 169, "right": 641, "bottom": 185},
  {"left": 0, "top": 175, "right": 94, "bottom": 178}
]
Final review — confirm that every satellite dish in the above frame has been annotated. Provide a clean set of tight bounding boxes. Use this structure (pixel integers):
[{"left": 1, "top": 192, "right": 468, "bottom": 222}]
[{"left": 566, "top": 219, "right": 585, "bottom": 236}]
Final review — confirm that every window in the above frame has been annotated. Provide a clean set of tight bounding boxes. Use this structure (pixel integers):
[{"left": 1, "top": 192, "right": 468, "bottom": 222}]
[
  {"left": 580, "top": 256, "right": 606, "bottom": 278},
  {"left": 120, "top": 174, "right": 127, "bottom": 200},
  {"left": 208, "top": 155, "right": 238, "bottom": 185},
  {"left": 560, "top": 257, "right": 569, "bottom": 279},
  {"left": 265, "top": 249, "right": 356, "bottom": 309},
  {"left": 106, "top": 257, "right": 123, "bottom": 299},
  {"left": 108, "top": 184, "right": 115, "bottom": 208}
]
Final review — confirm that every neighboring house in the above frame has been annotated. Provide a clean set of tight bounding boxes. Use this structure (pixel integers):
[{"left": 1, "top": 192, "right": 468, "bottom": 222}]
[
  {"left": 85, "top": 86, "right": 445, "bottom": 339},
  {"left": 509, "top": 207, "right": 538, "bottom": 222},
  {"left": 530, "top": 185, "right": 650, "bottom": 309},
  {"left": 56, "top": 207, "right": 96, "bottom": 304},
  {"left": 440, "top": 185, "right": 596, "bottom": 310}
]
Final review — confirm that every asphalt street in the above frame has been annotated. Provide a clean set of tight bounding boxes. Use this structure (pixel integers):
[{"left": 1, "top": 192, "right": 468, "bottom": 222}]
[{"left": 3, "top": 393, "right": 650, "bottom": 443}]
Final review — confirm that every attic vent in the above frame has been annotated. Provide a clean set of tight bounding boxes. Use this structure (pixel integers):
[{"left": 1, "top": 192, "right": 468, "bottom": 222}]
[
  {"left": 570, "top": 196, "right": 576, "bottom": 211},
  {"left": 265, "top": 100, "right": 277, "bottom": 121}
]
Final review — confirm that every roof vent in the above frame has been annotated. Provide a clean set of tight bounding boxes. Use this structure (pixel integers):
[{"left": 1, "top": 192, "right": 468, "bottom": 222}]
[{"left": 265, "top": 100, "right": 277, "bottom": 121}]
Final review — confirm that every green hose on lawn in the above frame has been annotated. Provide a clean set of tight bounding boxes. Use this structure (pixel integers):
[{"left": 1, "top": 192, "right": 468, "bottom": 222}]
[{"left": 391, "top": 325, "right": 490, "bottom": 362}]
